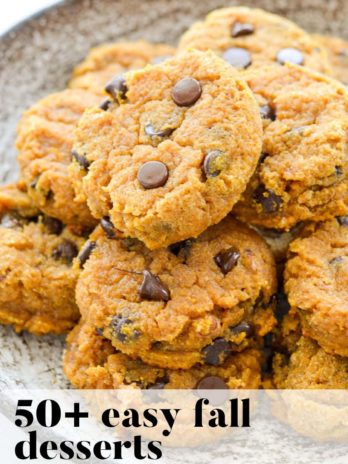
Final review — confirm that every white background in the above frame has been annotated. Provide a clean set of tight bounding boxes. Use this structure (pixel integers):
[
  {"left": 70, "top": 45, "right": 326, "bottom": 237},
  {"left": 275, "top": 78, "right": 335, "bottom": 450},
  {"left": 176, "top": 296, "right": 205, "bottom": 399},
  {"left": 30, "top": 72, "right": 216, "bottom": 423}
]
[{"left": 0, "top": 0, "right": 59, "bottom": 35}]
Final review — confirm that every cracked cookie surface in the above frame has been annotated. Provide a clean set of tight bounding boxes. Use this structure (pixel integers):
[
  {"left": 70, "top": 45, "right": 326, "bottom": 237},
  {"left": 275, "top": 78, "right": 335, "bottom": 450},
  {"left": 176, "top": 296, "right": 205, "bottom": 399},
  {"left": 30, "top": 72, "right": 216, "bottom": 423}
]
[
  {"left": 0, "top": 183, "right": 85, "bottom": 335},
  {"left": 234, "top": 64, "right": 348, "bottom": 229},
  {"left": 71, "top": 49, "right": 263, "bottom": 249},
  {"left": 179, "top": 7, "right": 332, "bottom": 74},
  {"left": 69, "top": 41, "right": 175, "bottom": 94},
  {"left": 74, "top": 216, "right": 276, "bottom": 370},
  {"left": 284, "top": 219, "right": 348, "bottom": 357}
]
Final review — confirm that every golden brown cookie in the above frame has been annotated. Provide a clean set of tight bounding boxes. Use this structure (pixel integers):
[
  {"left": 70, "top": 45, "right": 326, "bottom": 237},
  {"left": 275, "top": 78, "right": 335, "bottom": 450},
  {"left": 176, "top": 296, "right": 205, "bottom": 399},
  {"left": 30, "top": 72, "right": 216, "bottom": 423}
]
[
  {"left": 0, "top": 183, "right": 85, "bottom": 335},
  {"left": 234, "top": 64, "right": 348, "bottom": 230},
  {"left": 69, "top": 41, "right": 175, "bottom": 94},
  {"left": 74, "top": 216, "right": 276, "bottom": 370},
  {"left": 64, "top": 320, "right": 262, "bottom": 389},
  {"left": 313, "top": 34, "right": 348, "bottom": 84},
  {"left": 17, "top": 89, "right": 101, "bottom": 230},
  {"left": 179, "top": 7, "right": 332, "bottom": 74},
  {"left": 71, "top": 49, "right": 263, "bottom": 249},
  {"left": 273, "top": 336, "right": 348, "bottom": 389},
  {"left": 284, "top": 219, "right": 348, "bottom": 357}
]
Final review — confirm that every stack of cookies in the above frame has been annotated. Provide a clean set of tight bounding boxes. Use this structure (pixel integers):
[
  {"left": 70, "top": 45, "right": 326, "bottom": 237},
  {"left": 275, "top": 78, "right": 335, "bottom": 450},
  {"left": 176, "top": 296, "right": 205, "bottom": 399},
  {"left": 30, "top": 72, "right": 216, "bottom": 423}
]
[{"left": 1, "top": 7, "right": 347, "bottom": 390}]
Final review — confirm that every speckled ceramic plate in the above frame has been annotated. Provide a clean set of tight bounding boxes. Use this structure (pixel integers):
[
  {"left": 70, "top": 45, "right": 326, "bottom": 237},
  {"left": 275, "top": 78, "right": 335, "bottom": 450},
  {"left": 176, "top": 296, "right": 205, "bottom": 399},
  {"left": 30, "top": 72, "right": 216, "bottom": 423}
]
[{"left": 0, "top": 0, "right": 347, "bottom": 391}]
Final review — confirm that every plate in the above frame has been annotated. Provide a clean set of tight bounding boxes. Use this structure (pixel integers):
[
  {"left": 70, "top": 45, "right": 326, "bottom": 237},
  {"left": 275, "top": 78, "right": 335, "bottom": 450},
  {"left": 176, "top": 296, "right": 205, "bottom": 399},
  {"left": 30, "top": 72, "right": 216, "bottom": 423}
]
[{"left": 0, "top": 0, "right": 347, "bottom": 391}]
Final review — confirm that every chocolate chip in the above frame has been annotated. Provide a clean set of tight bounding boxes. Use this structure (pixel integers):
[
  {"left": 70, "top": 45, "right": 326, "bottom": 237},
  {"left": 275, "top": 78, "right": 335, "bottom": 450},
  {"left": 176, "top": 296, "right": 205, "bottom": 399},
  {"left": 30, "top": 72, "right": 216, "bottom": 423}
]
[
  {"left": 43, "top": 216, "right": 64, "bottom": 235},
  {"left": 138, "top": 161, "right": 169, "bottom": 189},
  {"left": 222, "top": 47, "right": 252, "bottom": 69},
  {"left": 260, "top": 104, "right": 276, "bottom": 121},
  {"left": 337, "top": 216, "right": 348, "bottom": 226},
  {"left": 121, "top": 237, "right": 142, "bottom": 251},
  {"left": 335, "top": 166, "right": 343, "bottom": 177},
  {"left": 148, "top": 377, "right": 168, "bottom": 389},
  {"left": 277, "top": 48, "right": 304, "bottom": 66},
  {"left": 99, "top": 98, "right": 112, "bottom": 111},
  {"left": 203, "top": 150, "right": 223, "bottom": 178},
  {"left": 95, "top": 327, "right": 104, "bottom": 337},
  {"left": 202, "top": 338, "right": 231, "bottom": 366},
  {"left": 196, "top": 376, "right": 228, "bottom": 390},
  {"left": 100, "top": 216, "right": 116, "bottom": 239},
  {"left": 231, "top": 22, "right": 254, "bottom": 37},
  {"left": 78, "top": 240, "right": 97, "bottom": 268},
  {"left": 172, "top": 78, "right": 202, "bottom": 107},
  {"left": 145, "top": 123, "right": 174, "bottom": 139},
  {"left": 0, "top": 213, "right": 23, "bottom": 229},
  {"left": 52, "top": 239, "right": 78, "bottom": 264},
  {"left": 169, "top": 239, "right": 193, "bottom": 261},
  {"left": 214, "top": 247, "right": 240, "bottom": 275},
  {"left": 71, "top": 149, "right": 90, "bottom": 170},
  {"left": 254, "top": 185, "right": 282, "bottom": 214},
  {"left": 330, "top": 256, "right": 344, "bottom": 264},
  {"left": 105, "top": 74, "right": 128, "bottom": 102},
  {"left": 231, "top": 321, "right": 252, "bottom": 336},
  {"left": 110, "top": 315, "right": 140, "bottom": 343},
  {"left": 151, "top": 55, "right": 172, "bottom": 65},
  {"left": 139, "top": 270, "right": 170, "bottom": 302}
]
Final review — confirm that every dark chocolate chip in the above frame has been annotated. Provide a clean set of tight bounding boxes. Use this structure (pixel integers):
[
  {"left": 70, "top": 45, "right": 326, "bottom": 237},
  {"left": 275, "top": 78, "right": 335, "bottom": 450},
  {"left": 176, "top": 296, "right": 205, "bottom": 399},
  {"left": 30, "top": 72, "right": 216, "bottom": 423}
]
[
  {"left": 276, "top": 48, "right": 304, "bottom": 66},
  {"left": 100, "top": 216, "right": 117, "bottom": 239},
  {"left": 335, "top": 165, "right": 343, "bottom": 177},
  {"left": 110, "top": 315, "right": 140, "bottom": 343},
  {"left": 203, "top": 150, "right": 223, "bottom": 178},
  {"left": 43, "top": 216, "right": 64, "bottom": 235},
  {"left": 78, "top": 240, "right": 97, "bottom": 268},
  {"left": 329, "top": 256, "right": 344, "bottom": 265},
  {"left": 202, "top": 338, "right": 231, "bottom": 366},
  {"left": 260, "top": 104, "right": 276, "bottom": 121},
  {"left": 139, "top": 270, "right": 170, "bottom": 302},
  {"left": 52, "top": 239, "right": 78, "bottom": 264},
  {"left": 230, "top": 321, "right": 253, "bottom": 336},
  {"left": 214, "top": 247, "right": 240, "bottom": 275},
  {"left": 337, "top": 216, "right": 348, "bottom": 226},
  {"left": 71, "top": 149, "right": 90, "bottom": 170},
  {"left": 253, "top": 185, "right": 282, "bottom": 213},
  {"left": 222, "top": 47, "right": 252, "bottom": 69},
  {"left": 231, "top": 22, "right": 254, "bottom": 37},
  {"left": 196, "top": 375, "right": 228, "bottom": 390},
  {"left": 172, "top": 78, "right": 202, "bottom": 107},
  {"left": 99, "top": 98, "right": 112, "bottom": 111},
  {"left": 0, "top": 213, "right": 23, "bottom": 229},
  {"left": 169, "top": 239, "right": 193, "bottom": 261},
  {"left": 105, "top": 74, "right": 128, "bottom": 102},
  {"left": 138, "top": 161, "right": 169, "bottom": 189},
  {"left": 95, "top": 328, "right": 104, "bottom": 337},
  {"left": 145, "top": 123, "right": 174, "bottom": 139},
  {"left": 148, "top": 376, "right": 168, "bottom": 389}
]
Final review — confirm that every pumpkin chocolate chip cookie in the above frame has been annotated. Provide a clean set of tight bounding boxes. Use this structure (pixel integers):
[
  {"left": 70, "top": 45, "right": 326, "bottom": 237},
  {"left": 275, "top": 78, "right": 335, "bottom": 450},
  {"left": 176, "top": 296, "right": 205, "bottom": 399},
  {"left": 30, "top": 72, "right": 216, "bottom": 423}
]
[
  {"left": 234, "top": 64, "right": 348, "bottom": 230},
  {"left": 0, "top": 183, "right": 85, "bottom": 335},
  {"left": 64, "top": 320, "right": 262, "bottom": 389},
  {"left": 178, "top": 7, "right": 332, "bottom": 75},
  {"left": 313, "top": 34, "right": 348, "bottom": 84},
  {"left": 17, "top": 89, "right": 101, "bottom": 230},
  {"left": 284, "top": 219, "right": 348, "bottom": 357},
  {"left": 69, "top": 40, "right": 175, "bottom": 94},
  {"left": 71, "top": 49, "right": 263, "bottom": 249},
  {"left": 74, "top": 216, "right": 276, "bottom": 370}
]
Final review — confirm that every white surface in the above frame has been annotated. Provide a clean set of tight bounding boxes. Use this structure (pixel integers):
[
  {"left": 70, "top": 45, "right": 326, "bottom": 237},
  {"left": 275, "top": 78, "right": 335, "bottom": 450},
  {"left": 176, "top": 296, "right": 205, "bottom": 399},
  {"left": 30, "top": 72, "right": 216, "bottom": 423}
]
[{"left": 0, "top": 0, "right": 59, "bottom": 35}]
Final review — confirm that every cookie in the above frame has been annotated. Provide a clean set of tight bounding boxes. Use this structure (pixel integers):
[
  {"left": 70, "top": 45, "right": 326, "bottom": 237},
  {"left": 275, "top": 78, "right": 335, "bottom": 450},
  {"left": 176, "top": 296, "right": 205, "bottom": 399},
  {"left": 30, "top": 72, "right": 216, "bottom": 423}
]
[
  {"left": 234, "top": 64, "right": 348, "bottom": 230},
  {"left": 71, "top": 49, "right": 263, "bottom": 249},
  {"left": 17, "top": 89, "right": 101, "bottom": 230},
  {"left": 64, "top": 320, "right": 262, "bottom": 389},
  {"left": 69, "top": 41, "right": 175, "bottom": 94},
  {"left": 284, "top": 219, "right": 348, "bottom": 357},
  {"left": 0, "top": 183, "right": 85, "bottom": 335},
  {"left": 74, "top": 216, "right": 276, "bottom": 370},
  {"left": 179, "top": 7, "right": 332, "bottom": 75},
  {"left": 273, "top": 336, "right": 348, "bottom": 389},
  {"left": 313, "top": 34, "right": 348, "bottom": 84}
]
